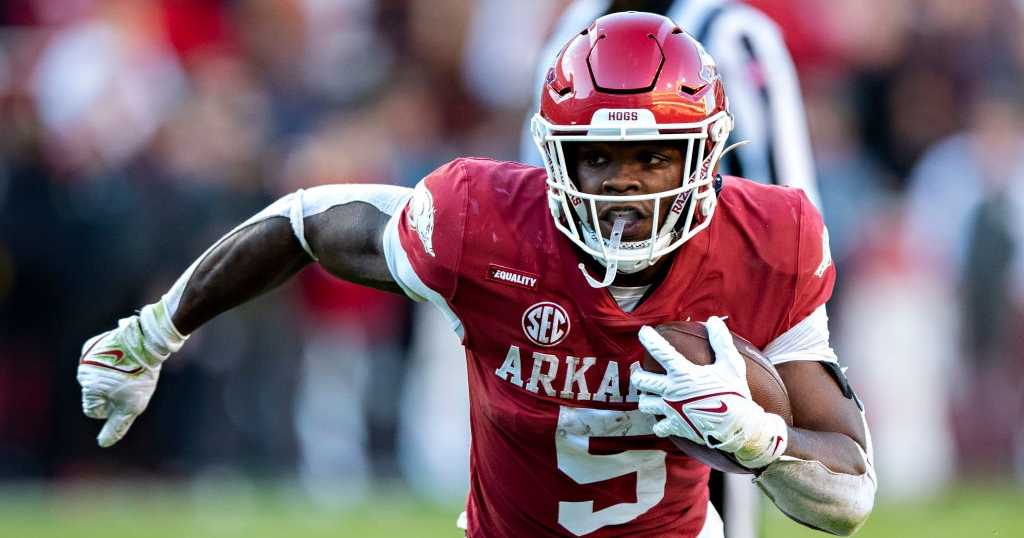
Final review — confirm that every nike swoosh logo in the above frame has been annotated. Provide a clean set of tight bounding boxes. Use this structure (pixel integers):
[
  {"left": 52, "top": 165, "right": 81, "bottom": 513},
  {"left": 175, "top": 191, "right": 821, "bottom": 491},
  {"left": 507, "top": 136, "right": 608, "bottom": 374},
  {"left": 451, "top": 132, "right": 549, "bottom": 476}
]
[
  {"left": 95, "top": 350, "right": 124, "bottom": 362},
  {"left": 694, "top": 401, "right": 728, "bottom": 414},
  {"left": 80, "top": 342, "right": 144, "bottom": 375}
]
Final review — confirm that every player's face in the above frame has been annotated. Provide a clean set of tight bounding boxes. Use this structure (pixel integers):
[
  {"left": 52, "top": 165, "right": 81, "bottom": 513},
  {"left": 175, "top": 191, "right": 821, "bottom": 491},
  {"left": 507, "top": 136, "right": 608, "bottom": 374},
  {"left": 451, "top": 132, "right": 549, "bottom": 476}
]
[{"left": 573, "top": 142, "right": 684, "bottom": 242}]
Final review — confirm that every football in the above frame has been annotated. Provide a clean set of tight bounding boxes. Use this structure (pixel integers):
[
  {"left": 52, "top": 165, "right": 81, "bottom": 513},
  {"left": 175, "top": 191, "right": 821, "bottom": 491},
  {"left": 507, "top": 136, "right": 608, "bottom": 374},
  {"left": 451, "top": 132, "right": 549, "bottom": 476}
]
[{"left": 642, "top": 320, "right": 793, "bottom": 473}]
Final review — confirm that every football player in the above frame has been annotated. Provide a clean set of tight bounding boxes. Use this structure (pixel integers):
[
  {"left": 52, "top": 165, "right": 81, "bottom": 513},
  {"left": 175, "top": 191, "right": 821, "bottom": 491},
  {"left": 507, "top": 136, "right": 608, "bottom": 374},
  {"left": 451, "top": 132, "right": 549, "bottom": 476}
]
[
  {"left": 463, "top": 1, "right": 826, "bottom": 533},
  {"left": 78, "top": 12, "right": 874, "bottom": 537},
  {"left": 518, "top": 3, "right": 825, "bottom": 535}
]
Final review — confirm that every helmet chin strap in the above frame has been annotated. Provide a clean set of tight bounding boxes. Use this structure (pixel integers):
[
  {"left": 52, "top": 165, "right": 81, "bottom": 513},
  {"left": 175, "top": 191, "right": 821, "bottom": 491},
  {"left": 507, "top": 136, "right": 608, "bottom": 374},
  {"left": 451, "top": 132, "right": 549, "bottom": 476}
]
[{"left": 579, "top": 218, "right": 626, "bottom": 288}]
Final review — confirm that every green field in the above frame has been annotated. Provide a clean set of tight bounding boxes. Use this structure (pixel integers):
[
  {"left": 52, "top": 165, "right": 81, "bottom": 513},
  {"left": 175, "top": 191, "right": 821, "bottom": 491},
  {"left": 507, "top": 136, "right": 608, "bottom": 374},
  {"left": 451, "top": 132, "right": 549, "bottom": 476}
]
[
  {"left": 1, "top": 478, "right": 1021, "bottom": 537},
  {"left": 761, "top": 479, "right": 1024, "bottom": 537}
]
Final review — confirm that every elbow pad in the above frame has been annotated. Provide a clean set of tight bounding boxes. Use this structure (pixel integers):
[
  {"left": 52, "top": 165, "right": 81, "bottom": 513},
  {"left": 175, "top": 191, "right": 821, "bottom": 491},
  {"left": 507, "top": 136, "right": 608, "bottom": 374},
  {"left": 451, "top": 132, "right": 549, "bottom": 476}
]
[{"left": 753, "top": 455, "right": 876, "bottom": 536}]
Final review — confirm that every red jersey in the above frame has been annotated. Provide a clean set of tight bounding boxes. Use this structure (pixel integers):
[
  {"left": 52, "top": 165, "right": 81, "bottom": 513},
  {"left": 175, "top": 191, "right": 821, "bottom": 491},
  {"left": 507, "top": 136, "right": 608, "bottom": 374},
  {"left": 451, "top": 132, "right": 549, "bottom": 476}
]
[{"left": 393, "top": 158, "right": 834, "bottom": 537}]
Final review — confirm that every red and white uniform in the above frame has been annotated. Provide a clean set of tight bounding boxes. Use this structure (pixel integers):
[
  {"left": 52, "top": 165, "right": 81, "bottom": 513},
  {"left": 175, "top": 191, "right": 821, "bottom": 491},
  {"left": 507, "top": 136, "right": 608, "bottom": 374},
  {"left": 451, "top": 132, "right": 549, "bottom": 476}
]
[{"left": 386, "top": 157, "right": 833, "bottom": 537}]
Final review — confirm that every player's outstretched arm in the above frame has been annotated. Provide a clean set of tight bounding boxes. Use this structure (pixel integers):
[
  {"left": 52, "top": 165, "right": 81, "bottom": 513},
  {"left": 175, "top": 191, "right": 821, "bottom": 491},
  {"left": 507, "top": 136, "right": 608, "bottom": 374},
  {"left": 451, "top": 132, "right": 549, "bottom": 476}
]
[
  {"left": 78, "top": 185, "right": 412, "bottom": 447},
  {"left": 175, "top": 195, "right": 405, "bottom": 333}
]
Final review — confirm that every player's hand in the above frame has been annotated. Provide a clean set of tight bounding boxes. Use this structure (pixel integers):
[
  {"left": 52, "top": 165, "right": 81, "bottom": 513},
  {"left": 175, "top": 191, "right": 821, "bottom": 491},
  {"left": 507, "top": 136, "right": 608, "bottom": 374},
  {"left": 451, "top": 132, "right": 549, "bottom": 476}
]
[
  {"left": 631, "top": 316, "right": 788, "bottom": 469},
  {"left": 77, "top": 301, "right": 186, "bottom": 447}
]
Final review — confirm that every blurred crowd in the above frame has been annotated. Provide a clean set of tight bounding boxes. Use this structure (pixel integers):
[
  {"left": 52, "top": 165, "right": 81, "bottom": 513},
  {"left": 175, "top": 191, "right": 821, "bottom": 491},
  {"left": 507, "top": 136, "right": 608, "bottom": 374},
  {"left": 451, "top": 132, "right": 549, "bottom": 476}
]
[{"left": 2, "top": 0, "right": 1024, "bottom": 506}]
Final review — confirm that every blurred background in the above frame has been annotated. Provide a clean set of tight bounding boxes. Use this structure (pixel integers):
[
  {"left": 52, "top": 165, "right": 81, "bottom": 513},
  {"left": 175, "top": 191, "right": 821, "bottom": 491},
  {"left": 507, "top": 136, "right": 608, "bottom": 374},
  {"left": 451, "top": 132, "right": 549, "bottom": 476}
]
[{"left": 1, "top": 0, "right": 1024, "bottom": 535}]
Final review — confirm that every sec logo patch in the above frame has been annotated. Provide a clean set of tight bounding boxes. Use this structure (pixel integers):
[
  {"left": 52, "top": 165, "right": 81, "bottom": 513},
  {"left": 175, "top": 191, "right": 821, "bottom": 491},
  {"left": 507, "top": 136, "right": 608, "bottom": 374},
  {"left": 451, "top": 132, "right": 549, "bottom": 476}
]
[{"left": 522, "top": 302, "right": 570, "bottom": 347}]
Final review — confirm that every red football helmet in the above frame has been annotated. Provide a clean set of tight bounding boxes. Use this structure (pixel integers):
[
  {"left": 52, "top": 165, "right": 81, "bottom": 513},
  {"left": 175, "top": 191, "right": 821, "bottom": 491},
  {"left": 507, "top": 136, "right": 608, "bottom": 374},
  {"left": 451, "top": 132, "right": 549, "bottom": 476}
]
[{"left": 531, "top": 12, "right": 734, "bottom": 285}]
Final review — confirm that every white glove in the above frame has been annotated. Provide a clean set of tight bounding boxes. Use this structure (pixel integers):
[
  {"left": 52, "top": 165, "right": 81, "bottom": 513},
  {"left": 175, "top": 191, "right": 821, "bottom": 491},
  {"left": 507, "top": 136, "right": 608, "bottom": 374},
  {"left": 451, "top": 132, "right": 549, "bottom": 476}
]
[
  {"left": 77, "top": 300, "right": 187, "bottom": 447},
  {"left": 630, "top": 316, "right": 788, "bottom": 469}
]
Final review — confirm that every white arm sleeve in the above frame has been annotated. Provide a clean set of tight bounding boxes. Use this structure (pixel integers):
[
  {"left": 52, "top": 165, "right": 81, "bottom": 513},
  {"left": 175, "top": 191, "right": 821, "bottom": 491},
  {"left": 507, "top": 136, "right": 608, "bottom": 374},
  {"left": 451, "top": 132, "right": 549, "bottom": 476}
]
[
  {"left": 762, "top": 304, "right": 838, "bottom": 365},
  {"left": 162, "top": 184, "right": 412, "bottom": 314}
]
